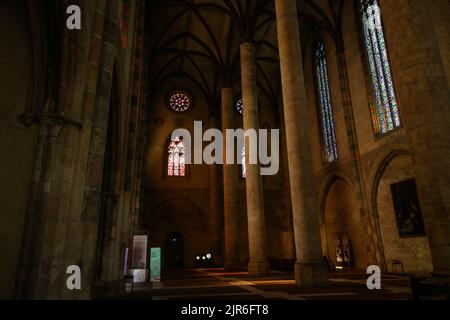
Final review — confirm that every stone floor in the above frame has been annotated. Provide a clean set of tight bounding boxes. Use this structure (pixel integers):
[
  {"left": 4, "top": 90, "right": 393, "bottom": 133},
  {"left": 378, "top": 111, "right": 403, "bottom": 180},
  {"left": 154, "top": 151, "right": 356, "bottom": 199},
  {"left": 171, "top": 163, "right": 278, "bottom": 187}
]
[{"left": 122, "top": 268, "right": 413, "bottom": 300}]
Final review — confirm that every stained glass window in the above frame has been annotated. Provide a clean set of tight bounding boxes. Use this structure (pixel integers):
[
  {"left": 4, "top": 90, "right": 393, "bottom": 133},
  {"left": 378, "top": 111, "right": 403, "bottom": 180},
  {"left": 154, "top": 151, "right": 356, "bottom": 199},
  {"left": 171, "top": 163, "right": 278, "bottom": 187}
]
[
  {"left": 169, "top": 91, "right": 192, "bottom": 113},
  {"left": 168, "top": 137, "right": 186, "bottom": 177},
  {"left": 361, "top": 0, "right": 400, "bottom": 135},
  {"left": 236, "top": 98, "right": 244, "bottom": 115},
  {"left": 315, "top": 40, "right": 338, "bottom": 163}
]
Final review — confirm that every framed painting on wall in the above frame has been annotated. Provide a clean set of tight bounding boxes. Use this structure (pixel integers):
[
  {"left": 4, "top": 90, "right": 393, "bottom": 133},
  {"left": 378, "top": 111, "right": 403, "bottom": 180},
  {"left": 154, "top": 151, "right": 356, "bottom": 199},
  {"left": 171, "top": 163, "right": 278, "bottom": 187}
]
[
  {"left": 390, "top": 179, "right": 426, "bottom": 238},
  {"left": 334, "top": 234, "right": 353, "bottom": 267},
  {"left": 132, "top": 234, "right": 148, "bottom": 269}
]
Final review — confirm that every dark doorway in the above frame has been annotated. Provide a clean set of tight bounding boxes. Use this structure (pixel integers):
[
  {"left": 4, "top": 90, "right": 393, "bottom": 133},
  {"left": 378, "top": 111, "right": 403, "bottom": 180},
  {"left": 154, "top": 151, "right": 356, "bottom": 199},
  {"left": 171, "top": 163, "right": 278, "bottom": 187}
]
[{"left": 165, "top": 231, "right": 185, "bottom": 269}]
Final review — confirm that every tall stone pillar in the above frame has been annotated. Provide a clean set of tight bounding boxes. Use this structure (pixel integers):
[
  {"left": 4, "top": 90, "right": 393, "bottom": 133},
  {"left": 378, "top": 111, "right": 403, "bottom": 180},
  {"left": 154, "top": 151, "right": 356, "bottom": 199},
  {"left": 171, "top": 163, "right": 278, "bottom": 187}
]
[
  {"left": 221, "top": 87, "right": 239, "bottom": 270},
  {"left": 275, "top": 0, "right": 328, "bottom": 286},
  {"left": 240, "top": 42, "right": 269, "bottom": 275},
  {"left": 383, "top": 0, "right": 450, "bottom": 278},
  {"left": 209, "top": 115, "right": 223, "bottom": 264}
]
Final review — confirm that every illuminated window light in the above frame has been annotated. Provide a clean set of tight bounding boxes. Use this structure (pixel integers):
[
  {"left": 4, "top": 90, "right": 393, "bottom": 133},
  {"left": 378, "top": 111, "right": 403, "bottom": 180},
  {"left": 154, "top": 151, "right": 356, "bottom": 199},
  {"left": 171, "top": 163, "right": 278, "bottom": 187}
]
[{"left": 169, "top": 91, "right": 192, "bottom": 113}]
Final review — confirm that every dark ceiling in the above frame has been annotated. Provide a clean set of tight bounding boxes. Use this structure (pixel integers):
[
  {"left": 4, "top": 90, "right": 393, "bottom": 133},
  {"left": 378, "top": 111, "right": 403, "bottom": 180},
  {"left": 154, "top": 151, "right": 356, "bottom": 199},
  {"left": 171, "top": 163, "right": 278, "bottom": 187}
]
[{"left": 147, "top": 0, "right": 344, "bottom": 113}]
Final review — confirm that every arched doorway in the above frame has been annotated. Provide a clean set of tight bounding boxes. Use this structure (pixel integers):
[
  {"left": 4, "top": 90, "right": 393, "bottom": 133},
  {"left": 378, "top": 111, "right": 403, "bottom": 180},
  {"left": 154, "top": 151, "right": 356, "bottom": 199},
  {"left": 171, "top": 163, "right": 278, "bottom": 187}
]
[
  {"left": 373, "top": 152, "right": 432, "bottom": 274},
  {"left": 165, "top": 231, "right": 185, "bottom": 269},
  {"left": 323, "top": 179, "right": 366, "bottom": 270}
]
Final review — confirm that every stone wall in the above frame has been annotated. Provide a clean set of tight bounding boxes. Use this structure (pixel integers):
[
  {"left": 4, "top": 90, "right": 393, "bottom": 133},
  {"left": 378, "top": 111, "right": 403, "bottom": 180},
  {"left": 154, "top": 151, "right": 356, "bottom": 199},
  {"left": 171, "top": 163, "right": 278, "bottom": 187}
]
[
  {"left": 143, "top": 76, "right": 286, "bottom": 269},
  {"left": 0, "top": 0, "right": 37, "bottom": 299},
  {"left": 324, "top": 179, "right": 367, "bottom": 270},
  {"left": 376, "top": 154, "right": 433, "bottom": 274},
  {"left": 0, "top": 0, "right": 149, "bottom": 299},
  {"left": 303, "top": 0, "right": 435, "bottom": 273},
  {"left": 144, "top": 79, "right": 214, "bottom": 268}
]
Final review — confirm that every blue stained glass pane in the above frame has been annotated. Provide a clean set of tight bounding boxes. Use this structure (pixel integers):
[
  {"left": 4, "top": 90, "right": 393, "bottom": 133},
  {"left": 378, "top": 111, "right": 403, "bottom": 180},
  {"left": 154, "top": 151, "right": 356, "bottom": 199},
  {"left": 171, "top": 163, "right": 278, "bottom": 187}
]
[
  {"left": 376, "top": 27, "right": 400, "bottom": 127},
  {"left": 361, "top": 0, "right": 400, "bottom": 134},
  {"left": 362, "top": 17, "right": 384, "bottom": 132},
  {"left": 316, "top": 40, "right": 338, "bottom": 163}
]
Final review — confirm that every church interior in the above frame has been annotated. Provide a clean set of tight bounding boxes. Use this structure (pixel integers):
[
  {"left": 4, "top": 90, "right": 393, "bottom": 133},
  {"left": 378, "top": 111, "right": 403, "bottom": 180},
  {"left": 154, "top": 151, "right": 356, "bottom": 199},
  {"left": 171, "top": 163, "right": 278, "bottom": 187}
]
[{"left": 0, "top": 0, "right": 449, "bottom": 300}]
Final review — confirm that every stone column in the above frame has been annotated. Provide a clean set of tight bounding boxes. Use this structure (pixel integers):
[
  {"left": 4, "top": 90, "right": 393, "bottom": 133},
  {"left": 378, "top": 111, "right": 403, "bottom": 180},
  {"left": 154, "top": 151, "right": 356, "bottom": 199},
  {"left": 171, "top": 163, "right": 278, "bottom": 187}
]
[
  {"left": 336, "top": 50, "right": 381, "bottom": 268},
  {"left": 221, "top": 87, "right": 239, "bottom": 270},
  {"left": 240, "top": 42, "right": 269, "bottom": 275},
  {"left": 275, "top": 0, "right": 328, "bottom": 286},
  {"left": 383, "top": 0, "right": 450, "bottom": 278},
  {"left": 209, "top": 115, "right": 223, "bottom": 264}
]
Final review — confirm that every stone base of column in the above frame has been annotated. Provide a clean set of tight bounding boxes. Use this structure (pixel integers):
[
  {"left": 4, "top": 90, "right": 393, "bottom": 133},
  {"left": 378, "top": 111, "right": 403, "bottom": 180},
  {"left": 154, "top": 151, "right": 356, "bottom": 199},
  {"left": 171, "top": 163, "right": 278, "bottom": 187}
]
[
  {"left": 295, "top": 262, "right": 328, "bottom": 287},
  {"left": 248, "top": 260, "right": 270, "bottom": 275},
  {"left": 224, "top": 258, "right": 240, "bottom": 270}
]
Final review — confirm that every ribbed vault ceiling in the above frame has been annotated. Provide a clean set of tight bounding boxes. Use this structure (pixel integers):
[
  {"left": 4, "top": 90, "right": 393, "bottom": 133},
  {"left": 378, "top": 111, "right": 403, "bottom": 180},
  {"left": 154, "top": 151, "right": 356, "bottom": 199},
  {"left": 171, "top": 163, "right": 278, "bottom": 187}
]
[{"left": 147, "top": 0, "right": 344, "bottom": 114}]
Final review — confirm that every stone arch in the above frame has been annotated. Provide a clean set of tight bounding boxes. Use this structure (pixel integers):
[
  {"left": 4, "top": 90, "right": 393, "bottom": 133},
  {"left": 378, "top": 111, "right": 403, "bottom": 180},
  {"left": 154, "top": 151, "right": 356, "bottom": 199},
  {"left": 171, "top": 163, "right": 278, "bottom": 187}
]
[
  {"left": 370, "top": 149, "right": 433, "bottom": 274},
  {"left": 319, "top": 173, "right": 355, "bottom": 224},
  {"left": 322, "top": 176, "right": 367, "bottom": 270},
  {"left": 369, "top": 148, "right": 410, "bottom": 269},
  {"left": 370, "top": 149, "right": 410, "bottom": 215}
]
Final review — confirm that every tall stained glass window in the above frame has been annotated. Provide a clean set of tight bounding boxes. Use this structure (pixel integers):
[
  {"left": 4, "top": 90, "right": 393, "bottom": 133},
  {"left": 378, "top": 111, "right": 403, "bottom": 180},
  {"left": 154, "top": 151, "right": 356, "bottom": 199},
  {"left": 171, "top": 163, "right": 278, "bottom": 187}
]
[
  {"left": 315, "top": 40, "right": 338, "bottom": 163},
  {"left": 361, "top": 0, "right": 400, "bottom": 135},
  {"left": 168, "top": 137, "right": 186, "bottom": 177}
]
